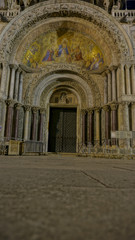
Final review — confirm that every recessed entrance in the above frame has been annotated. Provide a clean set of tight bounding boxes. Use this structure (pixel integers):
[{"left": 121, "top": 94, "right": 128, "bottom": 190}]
[{"left": 48, "top": 107, "right": 77, "bottom": 153}]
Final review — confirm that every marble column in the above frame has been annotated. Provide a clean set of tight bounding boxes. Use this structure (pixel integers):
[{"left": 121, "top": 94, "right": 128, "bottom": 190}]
[
  {"left": 131, "top": 102, "right": 135, "bottom": 148},
  {"left": 131, "top": 65, "right": 135, "bottom": 95},
  {"left": 120, "top": 64, "right": 125, "bottom": 95},
  {"left": 104, "top": 73, "right": 108, "bottom": 104},
  {"left": 95, "top": 107, "right": 100, "bottom": 146},
  {"left": 0, "top": 98, "right": 6, "bottom": 140},
  {"left": 39, "top": 108, "right": 45, "bottom": 142},
  {"left": 81, "top": 109, "right": 86, "bottom": 145},
  {"left": 103, "top": 105, "right": 110, "bottom": 145},
  {"left": 131, "top": 103, "right": 135, "bottom": 147},
  {"left": 14, "top": 69, "right": 21, "bottom": 101},
  {"left": 123, "top": 102, "right": 129, "bottom": 131},
  {"left": 111, "top": 67, "right": 117, "bottom": 101},
  {"left": 0, "top": 63, "right": 2, "bottom": 86},
  {"left": 24, "top": 105, "right": 31, "bottom": 141},
  {"left": 5, "top": 100, "right": 14, "bottom": 141},
  {"left": 87, "top": 109, "right": 93, "bottom": 145},
  {"left": 110, "top": 103, "right": 118, "bottom": 145},
  {"left": 14, "top": 103, "right": 21, "bottom": 140},
  {"left": 118, "top": 102, "right": 130, "bottom": 148},
  {"left": 0, "top": 62, "right": 8, "bottom": 98},
  {"left": 125, "top": 65, "right": 131, "bottom": 95},
  {"left": 9, "top": 65, "right": 17, "bottom": 99},
  {"left": 6, "top": 65, "right": 11, "bottom": 97},
  {"left": 116, "top": 67, "right": 120, "bottom": 100},
  {"left": 18, "top": 73, "right": 23, "bottom": 102},
  {"left": 107, "top": 70, "right": 112, "bottom": 102},
  {"left": 32, "top": 107, "right": 38, "bottom": 141}
]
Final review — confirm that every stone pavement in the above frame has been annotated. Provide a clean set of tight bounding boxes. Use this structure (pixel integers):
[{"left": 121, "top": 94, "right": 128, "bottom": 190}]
[{"left": 0, "top": 155, "right": 135, "bottom": 240}]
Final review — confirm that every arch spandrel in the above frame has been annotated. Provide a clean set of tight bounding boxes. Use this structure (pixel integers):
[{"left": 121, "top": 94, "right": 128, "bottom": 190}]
[{"left": 0, "top": 0, "right": 133, "bottom": 64}]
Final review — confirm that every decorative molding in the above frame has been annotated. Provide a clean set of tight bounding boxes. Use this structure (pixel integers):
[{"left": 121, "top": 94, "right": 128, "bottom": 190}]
[
  {"left": 5, "top": 99, "right": 15, "bottom": 107},
  {"left": 23, "top": 105, "right": 31, "bottom": 111},
  {"left": 0, "top": 1, "right": 132, "bottom": 63},
  {"left": 103, "top": 105, "right": 110, "bottom": 112}
]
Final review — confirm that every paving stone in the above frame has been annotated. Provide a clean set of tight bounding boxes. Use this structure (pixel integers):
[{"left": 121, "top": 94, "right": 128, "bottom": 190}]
[{"left": 0, "top": 155, "right": 135, "bottom": 240}]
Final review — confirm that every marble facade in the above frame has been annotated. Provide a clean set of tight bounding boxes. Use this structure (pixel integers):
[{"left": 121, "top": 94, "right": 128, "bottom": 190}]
[{"left": 0, "top": 0, "right": 135, "bottom": 155}]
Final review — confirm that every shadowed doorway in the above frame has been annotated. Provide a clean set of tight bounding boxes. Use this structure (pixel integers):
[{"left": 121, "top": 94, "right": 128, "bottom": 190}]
[{"left": 48, "top": 108, "right": 77, "bottom": 153}]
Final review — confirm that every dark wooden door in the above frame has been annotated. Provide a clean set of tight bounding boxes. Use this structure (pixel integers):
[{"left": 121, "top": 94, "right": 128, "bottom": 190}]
[{"left": 48, "top": 108, "right": 77, "bottom": 153}]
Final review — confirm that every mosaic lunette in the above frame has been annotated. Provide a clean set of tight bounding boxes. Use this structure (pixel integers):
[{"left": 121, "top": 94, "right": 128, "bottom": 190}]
[{"left": 23, "top": 31, "right": 104, "bottom": 71}]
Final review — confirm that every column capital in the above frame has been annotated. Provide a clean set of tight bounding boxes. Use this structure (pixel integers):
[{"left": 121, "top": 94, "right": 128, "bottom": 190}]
[
  {"left": 94, "top": 107, "right": 101, "bottom": 112},
  {"left": 110, "top": 103, "right": 118, "bottom": 111},
  {"left": 106, "top": 69, "right": 111, "bottom": 75},
  {"left": 110, "top": 65, "right": 117, "bottom": 71},
  {"left": 32, "top": 107, "right": 39, "bottom": 113},
  {"left": 120, "top": 63, "right": 125, "bottom": 67},
  {"left": 9, "top": 64, "right": 18, "bottom": 70},
  {"left": 6, "top": 99, "right": 15, "bottom": 107},
  {"left": 119, "top": 101, "right": 130, "bottom": 109},
  {"left": 24, "top": 105, "right": 31, "bottom": 111},
  {"left": 40, "top": 108, "right": 46, "bottom": 114},
  {"left": 81, "top": 109, "right": 87, "bottom": 115},
  {"left": 15, "top": 103, "right": 22, "bottom": 110},
  {"left": 103, "top": 105, "right": 110, "bottom": 112},
  {"left": 87, "top": 108, "right": 94, "bottom": 114},
  {"left": 125, "top": 64, "right": 131, "bottom": 69},
  {"left": 121, "top": 101, "right": 130, "bottom": 106}
]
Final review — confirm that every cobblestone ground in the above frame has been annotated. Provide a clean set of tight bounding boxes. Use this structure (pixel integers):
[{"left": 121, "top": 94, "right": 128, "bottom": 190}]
[{"left": 0, "top": 155, "right": 135, "bottom": 240}]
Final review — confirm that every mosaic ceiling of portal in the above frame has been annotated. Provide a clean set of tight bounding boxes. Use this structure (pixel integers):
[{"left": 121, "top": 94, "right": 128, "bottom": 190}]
[{"left": 22, "top": 31, "right": 104, "bottom": 71}]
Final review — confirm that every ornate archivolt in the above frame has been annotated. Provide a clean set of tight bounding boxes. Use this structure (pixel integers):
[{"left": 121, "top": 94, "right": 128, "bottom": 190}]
[
  {"left": 0, "top": 0, "right": 133, "bottom": 64},
  {"left": 40, "top": 85, "right": 84, "bottom": 108},
  {"left": 28, "top": 73, "right": 94, "bottom": 108},
  {"left": 16, "top": 19, "right": 112, "bottom": 67},
  {"left": 22, "top": 64, "right": 101, "bottom": 107}
]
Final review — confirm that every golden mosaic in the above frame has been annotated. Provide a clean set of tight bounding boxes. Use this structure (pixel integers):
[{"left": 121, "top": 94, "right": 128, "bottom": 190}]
[{"left": 23, "top": 31, "right": 104, "bottom": 71}]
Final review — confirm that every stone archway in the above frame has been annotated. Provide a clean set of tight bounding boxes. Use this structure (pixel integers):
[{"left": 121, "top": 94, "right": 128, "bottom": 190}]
[{"left": 0, "top": 0, "right": 134, "bottom": 155}]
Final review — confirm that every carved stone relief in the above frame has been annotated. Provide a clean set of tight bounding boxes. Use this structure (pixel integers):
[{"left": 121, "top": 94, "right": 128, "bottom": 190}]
[
  {"left": 0, "top": 0, "right": 132, "bottom": 64},
  {"left": 22, "top": 64, "right": 101, "bottom": 107}
]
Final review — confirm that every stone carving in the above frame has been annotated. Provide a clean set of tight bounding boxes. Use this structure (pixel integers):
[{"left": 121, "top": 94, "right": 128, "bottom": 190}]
[
  {"left": 0, "top": 1, "right": 131, "bottom": 63},
  {"left": 110, "top": 103, "right": 118, "bottom": 111},
  {"left": 40, "top": 80, "right": 87, "bottom": 108},
  {"left": 23, "top": 105, "right": 31, "bottom": 111},
  {"left": 22, "top": 64, "right": 101, "bottom": 107},
  {"left": 103, "top": 105, "right": 110, "bottom": 111}
]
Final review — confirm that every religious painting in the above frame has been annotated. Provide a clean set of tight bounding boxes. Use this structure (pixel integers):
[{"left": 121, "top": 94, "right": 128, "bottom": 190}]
[{"left": 22, "top": 31, "right": 104, "bottom": 71}]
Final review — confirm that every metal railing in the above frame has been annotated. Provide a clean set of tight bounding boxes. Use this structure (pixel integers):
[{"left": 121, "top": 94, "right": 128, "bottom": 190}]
[
  {"left": 0, "top": 137, "right": 46, "bottom": 155},
  {"left": 23, "top": 141, "right": 46, "bottom": 154},
  {"left": 0, "top": 138, "right": 7, "bottom": 155},
  {"left": 78, "top": 139, "right": 132, "bottom": 156}
]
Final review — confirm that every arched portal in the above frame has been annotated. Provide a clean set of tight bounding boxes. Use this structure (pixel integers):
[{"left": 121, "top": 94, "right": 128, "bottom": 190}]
[
  {"left": 48, "top": 88, "right": 79, "bottom": 153},
  {"left": 0, "top": 0, "right": 134, "bottom": 155},
  {"left": 33, "top": 72, "right": 94, "bottom": 153}
]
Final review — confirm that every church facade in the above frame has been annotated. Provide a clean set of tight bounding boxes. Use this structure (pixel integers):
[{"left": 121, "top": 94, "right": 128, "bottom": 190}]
[{"left": 0, "top": 0, "right": 135, "bottom": 156}]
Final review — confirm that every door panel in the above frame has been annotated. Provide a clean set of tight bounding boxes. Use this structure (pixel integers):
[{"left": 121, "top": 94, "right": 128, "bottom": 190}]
[{"left": 48, "top": 108, "right": 76, "bottom": 153}]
